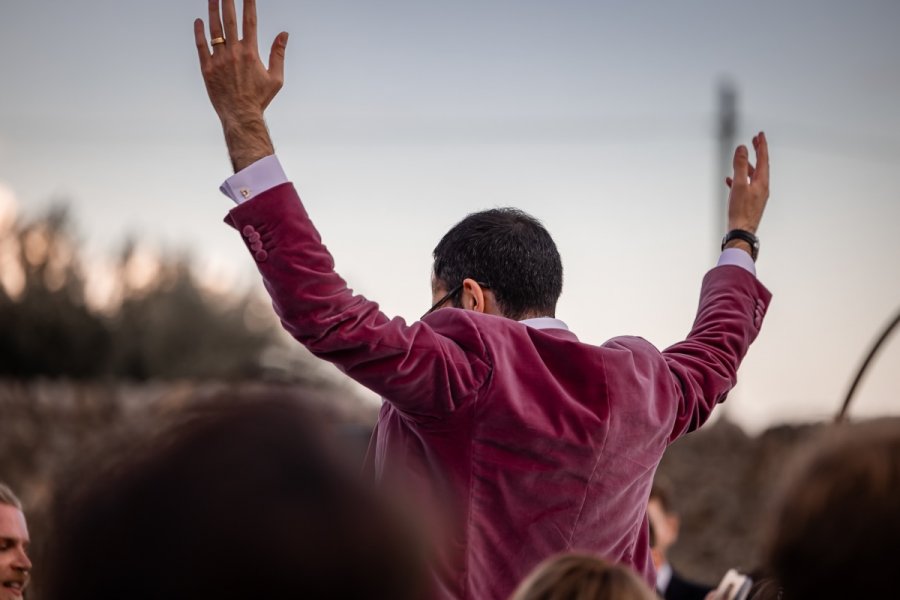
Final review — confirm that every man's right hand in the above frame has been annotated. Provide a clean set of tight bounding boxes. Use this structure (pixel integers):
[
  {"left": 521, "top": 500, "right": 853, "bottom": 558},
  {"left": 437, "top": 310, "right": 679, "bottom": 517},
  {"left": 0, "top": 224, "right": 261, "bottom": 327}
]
[
  {"left": 193, "top": 0, "right": 289, "bottom": 172},
  {"left": 725, "top": 131, "right": 770, "bottom": 236}
]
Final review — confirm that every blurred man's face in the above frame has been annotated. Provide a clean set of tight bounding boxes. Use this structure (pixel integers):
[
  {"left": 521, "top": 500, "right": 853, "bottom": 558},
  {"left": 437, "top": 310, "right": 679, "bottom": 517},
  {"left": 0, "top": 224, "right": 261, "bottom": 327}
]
[
  {"left": 647, "top": 497, "right": 679, "bottom": 570},
  {"left": 0, "top": 504, "right": 31, "bottom": 599}
]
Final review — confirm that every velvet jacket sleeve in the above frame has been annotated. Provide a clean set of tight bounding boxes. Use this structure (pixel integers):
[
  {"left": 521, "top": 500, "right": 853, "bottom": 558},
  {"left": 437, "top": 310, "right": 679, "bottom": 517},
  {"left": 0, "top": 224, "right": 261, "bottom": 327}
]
[
  {"left": 659, "top": 265, "right": 772, "bottom": 441},
  {"left": 225, "top": 183, "right": 491, "bottom": 420}
]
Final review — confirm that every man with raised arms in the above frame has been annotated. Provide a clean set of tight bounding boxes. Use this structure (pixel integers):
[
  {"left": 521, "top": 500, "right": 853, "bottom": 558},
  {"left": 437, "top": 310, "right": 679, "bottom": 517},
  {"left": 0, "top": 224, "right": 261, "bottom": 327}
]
[{"left": 193, "top": 2, "right": 771, "bottom": 598}]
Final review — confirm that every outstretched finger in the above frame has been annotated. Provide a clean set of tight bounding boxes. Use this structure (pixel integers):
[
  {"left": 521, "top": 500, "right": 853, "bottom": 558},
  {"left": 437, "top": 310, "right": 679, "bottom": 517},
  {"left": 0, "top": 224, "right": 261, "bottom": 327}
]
[
  {"left": 268, "top": 32, "right": 289, "bottom": 83},
  {"left": 754, "top": 131, "right": 769, "bottom": 184},
  {"left": 207, "top": 0, "right": 224, "bottom": 42},
  {"left": 243, "top": 0, "right": 258, "bottom": 47},
  {"left": 222, "top": 0, "right": 239, "bottom": 42},
  {"left": 194, "top": 19, "right": 211, "bottom": 67},
  {"left": 732, "top": 145, "right": 749, "bottom": 186}
]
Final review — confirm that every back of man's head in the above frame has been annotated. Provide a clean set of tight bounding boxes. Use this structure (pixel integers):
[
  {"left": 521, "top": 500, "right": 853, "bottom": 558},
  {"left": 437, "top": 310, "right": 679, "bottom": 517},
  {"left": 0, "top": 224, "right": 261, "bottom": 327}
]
[
  {"left": 42, "top": 394, "right": 428, "bottom": 600},
  {"left": 764, "top": 419, "right": 900, "bottom": 599},
  {"left": 433, "top": 207, "right": 563, "bottom": 320}
]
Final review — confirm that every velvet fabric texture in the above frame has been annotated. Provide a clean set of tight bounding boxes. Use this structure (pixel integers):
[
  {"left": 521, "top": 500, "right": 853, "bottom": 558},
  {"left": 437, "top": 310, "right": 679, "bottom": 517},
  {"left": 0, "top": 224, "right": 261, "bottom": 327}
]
[{"left": 226, "top": 184, "right": 772, "bottom": 600}]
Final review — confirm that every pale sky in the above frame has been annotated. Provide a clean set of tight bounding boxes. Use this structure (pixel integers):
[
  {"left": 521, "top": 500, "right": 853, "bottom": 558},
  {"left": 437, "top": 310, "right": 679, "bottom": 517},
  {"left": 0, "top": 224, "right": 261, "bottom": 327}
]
[{"left": 1, "top": 1, "right": 898, "bottom": 431}]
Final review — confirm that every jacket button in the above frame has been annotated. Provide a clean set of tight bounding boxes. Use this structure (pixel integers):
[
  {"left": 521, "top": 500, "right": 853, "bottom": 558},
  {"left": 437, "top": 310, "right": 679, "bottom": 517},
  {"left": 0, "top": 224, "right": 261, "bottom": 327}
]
[
  {"left": 250, "top": 241, "right": 264, "bottom": 252},
  {"left": 254, "top": 250, "right": 268, "bottom": 262},
  {"left": 248, "top": 232, "right": 261, "bottom": 243},
  {"left": 242, "top": 225, "right": 256, "bottom": 238}
]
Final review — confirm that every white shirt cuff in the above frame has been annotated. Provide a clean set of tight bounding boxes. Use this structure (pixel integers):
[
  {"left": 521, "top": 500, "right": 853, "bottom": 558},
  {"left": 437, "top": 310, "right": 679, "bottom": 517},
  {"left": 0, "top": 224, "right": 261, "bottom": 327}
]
[
  {"left": 717, "top": 247, "right": 756, "bottom": 276},
  {"left": 219, "top": 155, "right": 288, "bottom": 204}
]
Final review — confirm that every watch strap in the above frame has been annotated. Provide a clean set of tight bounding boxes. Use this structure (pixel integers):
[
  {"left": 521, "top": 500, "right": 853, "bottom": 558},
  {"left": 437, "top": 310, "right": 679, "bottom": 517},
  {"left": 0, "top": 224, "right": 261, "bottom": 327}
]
[{"left": 721, "top": 229, "right": 760, "bottom": 261}]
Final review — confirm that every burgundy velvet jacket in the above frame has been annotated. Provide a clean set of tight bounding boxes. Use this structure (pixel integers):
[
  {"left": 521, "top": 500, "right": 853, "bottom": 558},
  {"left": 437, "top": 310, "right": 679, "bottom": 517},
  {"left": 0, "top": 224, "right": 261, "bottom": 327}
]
[{"left": 226, "top": 183, "right": 772, "bottom": 600}]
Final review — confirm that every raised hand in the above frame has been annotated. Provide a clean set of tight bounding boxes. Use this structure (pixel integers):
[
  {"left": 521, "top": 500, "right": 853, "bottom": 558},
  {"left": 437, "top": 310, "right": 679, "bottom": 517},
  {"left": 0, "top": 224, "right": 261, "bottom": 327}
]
[
  {"left": 724, "top": 132, "right": 770, "bottom": 235},
  {"left": 193, "top": 0, "right": 289, "bottom": 171}
]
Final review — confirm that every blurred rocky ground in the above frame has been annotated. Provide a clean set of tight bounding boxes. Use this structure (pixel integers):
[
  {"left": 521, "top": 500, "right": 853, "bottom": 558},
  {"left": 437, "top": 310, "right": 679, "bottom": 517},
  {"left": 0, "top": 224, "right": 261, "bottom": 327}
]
[{"left": 0, "top": 379, "right": 377, "bottom": 514}]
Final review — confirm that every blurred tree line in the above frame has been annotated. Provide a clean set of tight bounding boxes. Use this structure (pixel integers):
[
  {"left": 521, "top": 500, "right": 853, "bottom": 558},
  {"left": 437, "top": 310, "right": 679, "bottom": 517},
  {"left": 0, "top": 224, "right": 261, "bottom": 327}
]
[{"left": 0, "top": 204, "right": 280, "bottom": 380}]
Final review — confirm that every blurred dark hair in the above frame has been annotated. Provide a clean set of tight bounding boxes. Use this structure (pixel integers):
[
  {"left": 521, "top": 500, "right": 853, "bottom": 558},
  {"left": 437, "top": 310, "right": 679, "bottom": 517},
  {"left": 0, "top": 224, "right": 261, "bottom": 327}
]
[
  {"left": 510, "top": 553, "right": 656, "bottom": 600},
  {"left": 432, "top": 208, "right": 563, "bottom": 320},
  {"left": 41, "top": 394, "right": 428, "bottom": 600},
  {"left": 764, "top": 419, "right": 900, "bottom": 599}
]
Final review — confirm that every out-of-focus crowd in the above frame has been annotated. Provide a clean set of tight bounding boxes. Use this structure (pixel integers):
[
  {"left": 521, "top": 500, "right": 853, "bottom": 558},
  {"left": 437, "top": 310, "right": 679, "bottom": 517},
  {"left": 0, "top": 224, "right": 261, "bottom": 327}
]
[{"left": 3, "top": 393, "right": 897, "bottom": 600}]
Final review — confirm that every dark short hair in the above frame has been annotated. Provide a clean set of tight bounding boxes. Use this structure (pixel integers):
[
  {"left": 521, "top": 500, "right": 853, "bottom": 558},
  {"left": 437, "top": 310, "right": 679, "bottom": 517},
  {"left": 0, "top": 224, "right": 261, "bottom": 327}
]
[
  {"left": 432, "top": 208, "right": 563, "bottom": 320},
  {"left": 42, "top": 394, "right": 428, "bottom": 600},
  {"left": 764, "top": 419, "right": 900, "bottom": 599}
]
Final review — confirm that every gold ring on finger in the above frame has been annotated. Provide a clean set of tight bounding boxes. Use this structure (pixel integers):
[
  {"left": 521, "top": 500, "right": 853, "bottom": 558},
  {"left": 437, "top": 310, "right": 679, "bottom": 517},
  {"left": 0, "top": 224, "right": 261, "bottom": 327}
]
[{"left": 211, "top": 37, "right": 226, "bottom": 46}]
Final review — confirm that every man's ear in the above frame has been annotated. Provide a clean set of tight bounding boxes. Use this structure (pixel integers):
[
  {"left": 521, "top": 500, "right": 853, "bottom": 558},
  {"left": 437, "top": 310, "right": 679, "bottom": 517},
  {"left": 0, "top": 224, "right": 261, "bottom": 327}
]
[{"left": 460, "top": 278, "right": 486, "bottom": 313}]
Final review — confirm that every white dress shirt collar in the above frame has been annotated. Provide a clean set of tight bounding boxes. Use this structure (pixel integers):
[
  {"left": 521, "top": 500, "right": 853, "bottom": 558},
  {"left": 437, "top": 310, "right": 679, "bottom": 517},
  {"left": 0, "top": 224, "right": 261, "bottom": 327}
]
[
  {"left": 519, "top": 317, "right": 570, "bottom": 331},
  {"left": 656, "top": 561, "right": 673, "bottom": 595}
]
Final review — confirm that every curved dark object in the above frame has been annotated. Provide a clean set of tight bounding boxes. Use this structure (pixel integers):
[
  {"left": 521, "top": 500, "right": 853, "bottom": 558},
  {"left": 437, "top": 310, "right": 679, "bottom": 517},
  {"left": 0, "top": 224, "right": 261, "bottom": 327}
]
[{"left": 836, "top": 307, "right": 900, "bottom": 422}]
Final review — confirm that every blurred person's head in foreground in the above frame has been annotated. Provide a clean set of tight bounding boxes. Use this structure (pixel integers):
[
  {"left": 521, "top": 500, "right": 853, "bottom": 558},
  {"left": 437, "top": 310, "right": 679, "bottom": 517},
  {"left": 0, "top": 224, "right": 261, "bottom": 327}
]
[
  {"left": 509, "top": 553, "right": 657, "bottom": 600},
  {"left": 0, "top": 483, "right": 31, "bottom": 600},
  {"left": 764, "top": 418, "right": 900, "bottom": 599},
  {"left": 40, "top": 394, "right": 428, "bottom": 600}
]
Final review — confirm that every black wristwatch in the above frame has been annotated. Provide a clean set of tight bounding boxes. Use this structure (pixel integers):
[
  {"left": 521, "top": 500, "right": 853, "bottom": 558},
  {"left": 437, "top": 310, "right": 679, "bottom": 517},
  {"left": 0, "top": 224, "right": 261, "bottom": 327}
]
[{"left": 721, "top": 229, "right": 760, "bottom": 262}]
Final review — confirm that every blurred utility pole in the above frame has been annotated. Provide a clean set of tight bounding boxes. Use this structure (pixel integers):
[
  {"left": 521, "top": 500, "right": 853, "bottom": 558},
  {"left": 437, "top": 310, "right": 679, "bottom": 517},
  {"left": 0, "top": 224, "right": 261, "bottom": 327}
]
[
  {"left": 716, "top": 81, "right": 738, "bottom": 240},
  {"left": 716, "top": 81, "right": 739, "bottom": 421}
]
